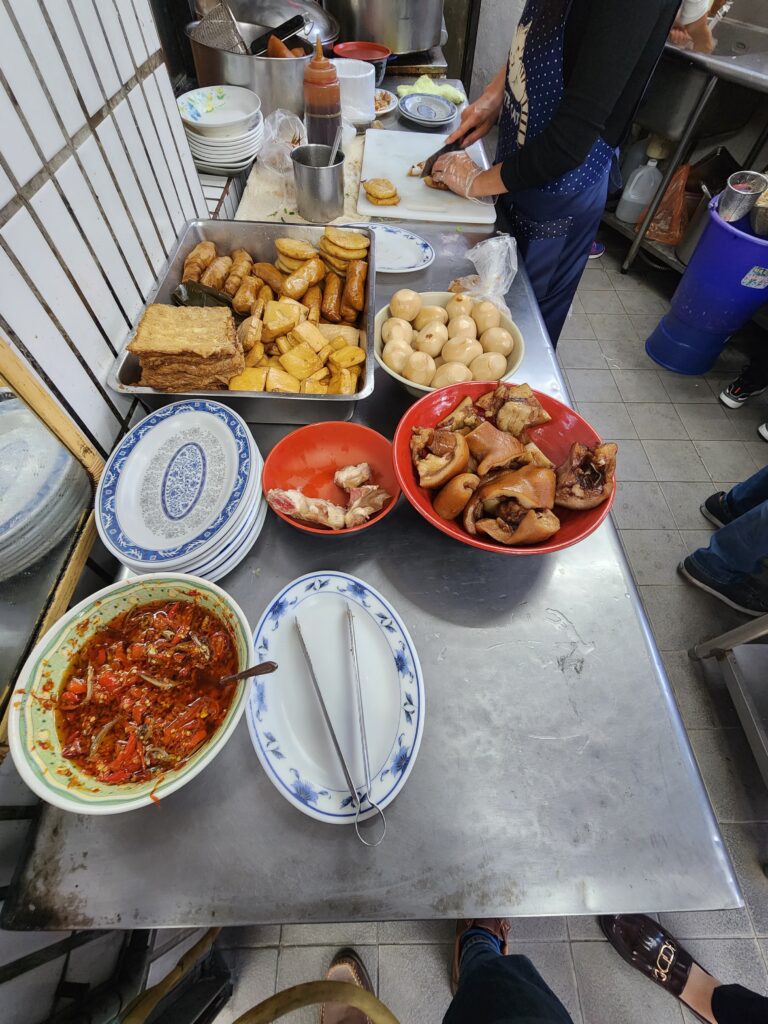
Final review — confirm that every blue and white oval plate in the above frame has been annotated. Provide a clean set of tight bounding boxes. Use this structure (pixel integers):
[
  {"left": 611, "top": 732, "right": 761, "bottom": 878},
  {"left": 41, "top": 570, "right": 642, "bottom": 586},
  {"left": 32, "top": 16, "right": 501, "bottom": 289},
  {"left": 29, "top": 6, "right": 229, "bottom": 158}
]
[
  {"left": 368, "top": 224, "right": 435, "bottom": 274},
  {"left": 398, "top": 93, "right": 456, "bottom": 126},
  {"left": 96, "top": 399, "right": 258, "bottom": 569},
  {"left": 246, "top": 571, "right": 425, "bottom": 825}
]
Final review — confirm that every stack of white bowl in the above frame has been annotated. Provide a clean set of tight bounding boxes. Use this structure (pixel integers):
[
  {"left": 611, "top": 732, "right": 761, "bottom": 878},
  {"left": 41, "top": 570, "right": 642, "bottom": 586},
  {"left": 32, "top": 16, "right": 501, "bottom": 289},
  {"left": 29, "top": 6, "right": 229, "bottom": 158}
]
[{"left": 178, "top": 85, "right": 264, "bottom": 177}]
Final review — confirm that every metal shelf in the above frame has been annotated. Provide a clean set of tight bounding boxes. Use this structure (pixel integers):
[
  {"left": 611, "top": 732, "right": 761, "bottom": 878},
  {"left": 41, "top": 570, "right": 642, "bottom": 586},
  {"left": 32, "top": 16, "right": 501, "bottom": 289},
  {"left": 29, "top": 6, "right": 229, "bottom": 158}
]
[{"left": 602, "top": 211, "right": 686, "bottom": 274}]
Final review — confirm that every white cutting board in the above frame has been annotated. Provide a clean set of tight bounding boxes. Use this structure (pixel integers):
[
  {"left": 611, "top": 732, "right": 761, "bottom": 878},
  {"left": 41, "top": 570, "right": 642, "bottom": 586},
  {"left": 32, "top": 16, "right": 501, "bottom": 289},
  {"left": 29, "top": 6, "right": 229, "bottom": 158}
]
[{"left": 357, "top": 129, "right": 496, "bottom": 226}]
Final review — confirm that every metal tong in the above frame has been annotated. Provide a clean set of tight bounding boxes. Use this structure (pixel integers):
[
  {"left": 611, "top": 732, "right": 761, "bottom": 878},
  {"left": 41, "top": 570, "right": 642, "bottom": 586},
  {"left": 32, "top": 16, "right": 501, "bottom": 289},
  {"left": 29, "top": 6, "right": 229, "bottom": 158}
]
[{"left": 294, "top": 610, "right": 386, "bottom": 847}]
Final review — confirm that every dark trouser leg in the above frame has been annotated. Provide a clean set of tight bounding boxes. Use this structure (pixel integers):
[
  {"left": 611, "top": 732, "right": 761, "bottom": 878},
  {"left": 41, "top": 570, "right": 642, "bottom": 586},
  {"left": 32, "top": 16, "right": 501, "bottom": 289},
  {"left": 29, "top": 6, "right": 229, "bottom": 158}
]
[
  {"left": 692, "top": 499, "right": 768, "bottom": 582},
  {"left": 692, "top": 467, "right": 768, "bottom": 582},
  {"left": 712, "top": 983, "right": 768, "bottom": 1024},
  {"left": 746, "top": 331, "right": 768, "bottom": 385},
  {"left": 443, "top": 931, "right": 574, "bottom": 1024},
  {"left": 503, "top": 166, "right": 610, "bottom": 347}
]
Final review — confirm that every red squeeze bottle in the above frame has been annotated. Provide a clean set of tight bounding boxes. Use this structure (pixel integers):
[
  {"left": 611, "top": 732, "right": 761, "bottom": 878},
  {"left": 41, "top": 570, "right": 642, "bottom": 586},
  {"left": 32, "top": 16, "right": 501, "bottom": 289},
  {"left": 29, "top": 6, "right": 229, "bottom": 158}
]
[{"left": 303, "top": 37, "right": 342, "bottom": 147}]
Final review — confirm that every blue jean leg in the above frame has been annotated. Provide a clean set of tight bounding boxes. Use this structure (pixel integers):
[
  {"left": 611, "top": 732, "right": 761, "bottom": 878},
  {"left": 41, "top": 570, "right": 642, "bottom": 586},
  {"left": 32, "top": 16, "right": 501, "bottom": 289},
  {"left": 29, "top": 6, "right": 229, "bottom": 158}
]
[
  {"left": 692, "top": 467, "right": 768, "bottom": 583},
  {"left": 459, "top": 928, "right": 503, "bottom": 980},
  {"left": 726, "top": 465, "right": 768, "bottom": 518}
]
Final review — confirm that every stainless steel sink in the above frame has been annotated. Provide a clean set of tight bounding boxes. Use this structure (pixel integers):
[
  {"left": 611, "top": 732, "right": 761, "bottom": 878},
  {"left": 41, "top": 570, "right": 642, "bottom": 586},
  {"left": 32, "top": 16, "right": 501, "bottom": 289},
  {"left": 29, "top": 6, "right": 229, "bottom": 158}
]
[
  {"left": 680, "top": 14, "right": 768, "bottom": 92},
  {"left": 713, "top": 19, "right": 768, "bottom": 57},
  {"left": 636, "top": 14, "right": 768, "bottom": 141}
]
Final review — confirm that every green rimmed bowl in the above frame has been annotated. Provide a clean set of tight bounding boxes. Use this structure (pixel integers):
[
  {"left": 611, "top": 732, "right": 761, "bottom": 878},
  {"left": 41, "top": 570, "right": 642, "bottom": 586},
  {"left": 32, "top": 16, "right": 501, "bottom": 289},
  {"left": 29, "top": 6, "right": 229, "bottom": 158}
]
[{"left": 9, "top": 574, "right": 254, "bottom": 815}]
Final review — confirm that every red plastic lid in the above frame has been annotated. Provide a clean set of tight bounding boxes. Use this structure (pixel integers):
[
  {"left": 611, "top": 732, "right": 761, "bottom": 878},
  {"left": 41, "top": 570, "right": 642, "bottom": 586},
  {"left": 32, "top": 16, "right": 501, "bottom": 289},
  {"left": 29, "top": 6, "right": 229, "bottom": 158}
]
[{"left": 333, "top": 41, "right": 391, "bottom": 61}]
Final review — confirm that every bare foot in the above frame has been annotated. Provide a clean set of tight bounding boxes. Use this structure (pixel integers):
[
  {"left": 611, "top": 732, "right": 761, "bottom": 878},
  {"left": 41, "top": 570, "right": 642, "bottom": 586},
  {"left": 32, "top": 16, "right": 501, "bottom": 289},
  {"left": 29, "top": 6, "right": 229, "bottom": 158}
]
[{"left": 680, "top": 962, "right": 721, "bottom": 1024}]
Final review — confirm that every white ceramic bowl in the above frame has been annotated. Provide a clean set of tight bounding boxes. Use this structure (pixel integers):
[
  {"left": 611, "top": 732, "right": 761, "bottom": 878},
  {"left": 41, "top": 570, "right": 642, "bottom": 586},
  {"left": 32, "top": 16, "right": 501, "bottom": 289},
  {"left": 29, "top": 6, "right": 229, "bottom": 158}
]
[
  {"left": 8, "top": 574, "right": 255, "bottom": 815},
  {"left": 374, "top": 291, "right": 525, "bottom": 399},
  {"left": 185, "top": 119, "right": 264, "bottom": 148},
  {"left": 178, "top": 85, "right": 261, "bottom": 138},
  {"left": 192, "top": 158, "right": 257, "bottom": 175},
  {"left": 188, "top": 133, "right": 263, "bottom": 158}
]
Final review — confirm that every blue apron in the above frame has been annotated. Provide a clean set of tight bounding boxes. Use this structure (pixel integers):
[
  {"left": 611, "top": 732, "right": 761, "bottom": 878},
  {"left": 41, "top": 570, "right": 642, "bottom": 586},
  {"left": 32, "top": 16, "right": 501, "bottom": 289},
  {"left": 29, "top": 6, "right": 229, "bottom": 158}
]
[{"left": 496, "top": 0, "right": 615, "bottom": 344}]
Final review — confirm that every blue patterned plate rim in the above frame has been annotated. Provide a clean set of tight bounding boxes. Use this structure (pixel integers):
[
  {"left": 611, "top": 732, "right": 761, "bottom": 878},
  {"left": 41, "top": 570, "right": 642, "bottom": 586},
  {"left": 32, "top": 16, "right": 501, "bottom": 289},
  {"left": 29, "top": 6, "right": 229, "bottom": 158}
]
[
  {"left": 367, "top": 224, "right": 435, "bottom": 274},
  {"left": 246, "top": 570, "right": 425, "bottom": 825},
  {"left": 398, "top": 93, "right": 456, "bottom": 123},
  {"left": 96, "top": 400, "right": 256, "bottom": 565}
]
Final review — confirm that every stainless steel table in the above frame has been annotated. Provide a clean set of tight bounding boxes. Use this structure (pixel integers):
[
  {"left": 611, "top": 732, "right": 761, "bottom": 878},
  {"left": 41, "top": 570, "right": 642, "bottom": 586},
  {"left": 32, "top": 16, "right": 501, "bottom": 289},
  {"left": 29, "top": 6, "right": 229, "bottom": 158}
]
[{"left": 2, "top": 223, "right": 741, "bottom": 929}]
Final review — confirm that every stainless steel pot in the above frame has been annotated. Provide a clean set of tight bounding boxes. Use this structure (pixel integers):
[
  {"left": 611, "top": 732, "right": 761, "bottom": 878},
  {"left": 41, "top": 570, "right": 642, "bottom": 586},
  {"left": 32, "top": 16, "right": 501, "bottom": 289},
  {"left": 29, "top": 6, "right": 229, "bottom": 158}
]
[
  {"left": 194, "top": 0, "right": 339, "bottom": 47},
  {"left": 187, "top": 21, "right": 310, "bottom": 117},
  {"left": 323, "top": 0, "right": 443, "bottom": 55}
]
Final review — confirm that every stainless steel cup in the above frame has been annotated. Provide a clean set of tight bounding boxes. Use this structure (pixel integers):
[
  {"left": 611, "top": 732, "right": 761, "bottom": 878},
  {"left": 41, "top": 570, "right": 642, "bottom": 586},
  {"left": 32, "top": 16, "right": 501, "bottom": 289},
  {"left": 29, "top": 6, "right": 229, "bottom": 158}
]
[
  {"left": 291, "top": 145, "right": 345, "bottom": 222},
  {"left": 718, "top": 171, "right": 768, "bottom": 223}
]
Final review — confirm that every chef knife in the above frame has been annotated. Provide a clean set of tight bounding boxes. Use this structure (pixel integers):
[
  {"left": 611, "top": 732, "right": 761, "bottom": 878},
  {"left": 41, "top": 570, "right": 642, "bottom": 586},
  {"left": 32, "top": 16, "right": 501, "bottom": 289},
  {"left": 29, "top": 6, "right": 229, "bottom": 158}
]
[{"left": 420, "top": 137, "right": 466, "bottom": 179}]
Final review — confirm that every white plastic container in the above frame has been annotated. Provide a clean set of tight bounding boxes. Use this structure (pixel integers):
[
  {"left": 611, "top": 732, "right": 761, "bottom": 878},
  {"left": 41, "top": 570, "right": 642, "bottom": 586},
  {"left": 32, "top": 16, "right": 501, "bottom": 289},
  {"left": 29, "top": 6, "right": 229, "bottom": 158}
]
[
  {"left": 616, "top": 159, "right": 663, "bottom": 224},
  {"left": 620, "top": 136, "right": 650, "bottom": 183},
  {"left": 332, "top": 58, "right": 375, "bottom": 126}
]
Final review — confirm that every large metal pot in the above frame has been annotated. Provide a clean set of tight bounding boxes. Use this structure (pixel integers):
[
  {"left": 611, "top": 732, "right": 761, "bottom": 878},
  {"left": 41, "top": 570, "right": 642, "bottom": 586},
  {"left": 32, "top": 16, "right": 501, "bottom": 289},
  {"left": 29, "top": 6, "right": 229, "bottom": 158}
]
[
  {"left": 194, "top": 0, "right": 338, "bottom": 47},
  {"left": 186, "top": 22, "right": 308, "bottom": 117},
  {"left": 323, "top": 0, "right": 443, "bottom": 55}
]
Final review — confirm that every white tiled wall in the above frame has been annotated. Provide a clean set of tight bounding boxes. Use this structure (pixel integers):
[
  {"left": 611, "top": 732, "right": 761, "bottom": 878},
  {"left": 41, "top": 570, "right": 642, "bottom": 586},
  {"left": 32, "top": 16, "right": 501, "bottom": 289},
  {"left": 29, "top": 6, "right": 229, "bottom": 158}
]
[
  {"left": 0, "top": 0, "right": 206, "bottom": 460},
  {"left": 0, "top": 1, "right": 208, "bottom": 1018}
]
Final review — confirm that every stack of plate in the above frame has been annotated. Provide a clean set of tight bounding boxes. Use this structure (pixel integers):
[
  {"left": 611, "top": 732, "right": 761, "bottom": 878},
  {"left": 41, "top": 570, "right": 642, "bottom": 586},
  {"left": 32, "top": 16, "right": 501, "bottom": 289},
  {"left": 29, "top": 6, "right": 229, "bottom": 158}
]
[
  {"left": 398, "top": 93, "right": 457, "bottom": 129},
  {"left": 178, "top": 85, "right": 264, "bottom": 176},
  {"left": 96, "top": 400, "right": 265, "bottom": 583},
  {"left": 0, "top": 397, "right": 92, "bottom": 582}
]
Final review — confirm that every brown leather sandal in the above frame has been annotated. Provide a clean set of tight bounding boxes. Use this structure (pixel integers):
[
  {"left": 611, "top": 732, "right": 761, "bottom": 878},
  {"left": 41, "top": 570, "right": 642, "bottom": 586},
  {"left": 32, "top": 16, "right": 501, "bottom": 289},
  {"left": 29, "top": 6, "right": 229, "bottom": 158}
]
[
  {"left": 451, "top": 918, "right": 511, "bottom": 995},
  {"left": 320, "top": 948, "right": 374, "bottom": 1024},
  {"left": 599, "top": 914, "right": 710, "bottom": 1022}
]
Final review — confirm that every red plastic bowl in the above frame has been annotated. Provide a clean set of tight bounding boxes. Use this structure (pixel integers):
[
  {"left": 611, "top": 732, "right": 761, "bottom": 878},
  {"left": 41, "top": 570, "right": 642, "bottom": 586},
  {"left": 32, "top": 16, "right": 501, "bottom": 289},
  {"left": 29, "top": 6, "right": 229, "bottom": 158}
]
[
  {"left": 333, "top": 41, "right": 391, "bottom": 60},
  {"left": 392, "top": 382, "right": 616, "bottom": 555},
  {"left": 333, "top": 41, "right": 391, "bottom": 85},
  {"left": 262, "top": 421, "right": 400, "bottom": 536}
]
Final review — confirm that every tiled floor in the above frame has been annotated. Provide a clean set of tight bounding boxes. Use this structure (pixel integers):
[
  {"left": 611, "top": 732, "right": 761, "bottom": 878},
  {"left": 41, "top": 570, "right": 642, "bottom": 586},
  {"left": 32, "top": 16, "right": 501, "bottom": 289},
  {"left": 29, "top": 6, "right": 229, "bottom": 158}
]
[{"left": 214, "top": 231, "right": 768, "bottom": 1023}]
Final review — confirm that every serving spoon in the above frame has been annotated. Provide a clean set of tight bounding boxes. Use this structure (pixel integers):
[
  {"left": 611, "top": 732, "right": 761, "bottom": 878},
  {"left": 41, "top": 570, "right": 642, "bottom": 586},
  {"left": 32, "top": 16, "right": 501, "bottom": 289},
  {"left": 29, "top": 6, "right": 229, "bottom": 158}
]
[
  {"left": 220, "top": 661, "right": 278, "bottom": 684},
  {"left": 139, "top": 661, "right": 278, "bottom": 690}
]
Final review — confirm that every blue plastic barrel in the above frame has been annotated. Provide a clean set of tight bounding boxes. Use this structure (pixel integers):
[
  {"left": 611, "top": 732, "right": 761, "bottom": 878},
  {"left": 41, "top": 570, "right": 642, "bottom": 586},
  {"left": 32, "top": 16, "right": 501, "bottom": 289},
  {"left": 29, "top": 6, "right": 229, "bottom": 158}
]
[{"left": 646, "top": 197, "right": 768, "bottom": 375}]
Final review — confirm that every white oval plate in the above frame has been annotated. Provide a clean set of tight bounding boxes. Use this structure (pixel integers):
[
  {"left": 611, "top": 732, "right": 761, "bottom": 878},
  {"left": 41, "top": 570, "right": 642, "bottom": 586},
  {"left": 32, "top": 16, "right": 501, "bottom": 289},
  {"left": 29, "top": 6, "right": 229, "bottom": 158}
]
[
  {"left": 367, "top": 224, "right": 434, "bottom": 274},
  {"left": 246, "top": 571, "right": 425, "bottom": 824},
  {"left": 374, "top": 89, "right": 397, "bottom": 116}
]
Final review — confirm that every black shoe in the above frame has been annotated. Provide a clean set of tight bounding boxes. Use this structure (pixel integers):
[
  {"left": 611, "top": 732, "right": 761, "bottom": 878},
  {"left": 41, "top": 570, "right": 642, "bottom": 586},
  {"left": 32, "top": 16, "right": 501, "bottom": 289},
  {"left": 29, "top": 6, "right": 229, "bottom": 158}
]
[
  {"left": 678, "top": 556, "right": 768, "bottom": 616},
  {"left": 599, "top": 916, "right": 710, "bottom": 1023},
  {"left": 700, "top": 491, "right": 734, "bottom": 528},
  {"left": 719, "top": 368, "right": 768, "bottom": 409}
]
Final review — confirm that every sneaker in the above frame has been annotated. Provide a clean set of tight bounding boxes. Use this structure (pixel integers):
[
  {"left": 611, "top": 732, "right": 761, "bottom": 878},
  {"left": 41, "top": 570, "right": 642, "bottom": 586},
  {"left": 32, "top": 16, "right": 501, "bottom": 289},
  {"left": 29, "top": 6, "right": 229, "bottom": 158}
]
[
  {"left": 759, "top": 422, "right": 768, "bottom": 442},
  {"left": 700, "top": 491, "right": 734, "bottom": 528},
  {"left": 588, "top": 241, "right": 605, "bottom": 259},
  {"left": 719, "top": 369, "right": 768, "bottom": 409},
  {"left": 678, "top": 556, "right": 768, "bottom": 616}
]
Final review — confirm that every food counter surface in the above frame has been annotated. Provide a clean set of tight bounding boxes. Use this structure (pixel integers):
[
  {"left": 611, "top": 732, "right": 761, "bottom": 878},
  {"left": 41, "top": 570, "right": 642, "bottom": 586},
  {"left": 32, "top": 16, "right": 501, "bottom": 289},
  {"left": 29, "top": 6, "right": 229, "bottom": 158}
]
[{"left": 3, "top": 218, "right": 740, "bottom": 928}]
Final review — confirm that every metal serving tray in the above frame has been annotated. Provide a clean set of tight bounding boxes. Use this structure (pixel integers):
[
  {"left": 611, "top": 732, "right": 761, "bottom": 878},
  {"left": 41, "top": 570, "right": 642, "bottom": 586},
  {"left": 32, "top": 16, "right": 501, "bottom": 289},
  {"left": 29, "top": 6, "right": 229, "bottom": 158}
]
[{"left": 108, "top": 219, "right": 376, "bottom": 424}]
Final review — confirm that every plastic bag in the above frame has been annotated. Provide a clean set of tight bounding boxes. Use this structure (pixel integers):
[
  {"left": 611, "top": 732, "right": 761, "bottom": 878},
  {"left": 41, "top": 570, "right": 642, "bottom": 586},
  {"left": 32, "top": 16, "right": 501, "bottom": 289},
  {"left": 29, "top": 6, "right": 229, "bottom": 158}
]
[
  {"left": 448, "top": 234, "right": 518, "bottom": 317},
  {"left": 260, "top": 109, "right": 307, "bottom": 177},
  {"left": 642, "top": 165, "right": 690, "bottom": 246}
]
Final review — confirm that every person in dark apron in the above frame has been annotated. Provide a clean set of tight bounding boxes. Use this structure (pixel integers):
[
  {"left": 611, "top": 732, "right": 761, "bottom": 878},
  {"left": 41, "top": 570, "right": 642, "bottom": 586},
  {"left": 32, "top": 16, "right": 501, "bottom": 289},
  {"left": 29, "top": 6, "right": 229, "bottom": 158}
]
[{"left": 432, "top": 0, "right": 678, "bottom": 346}]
